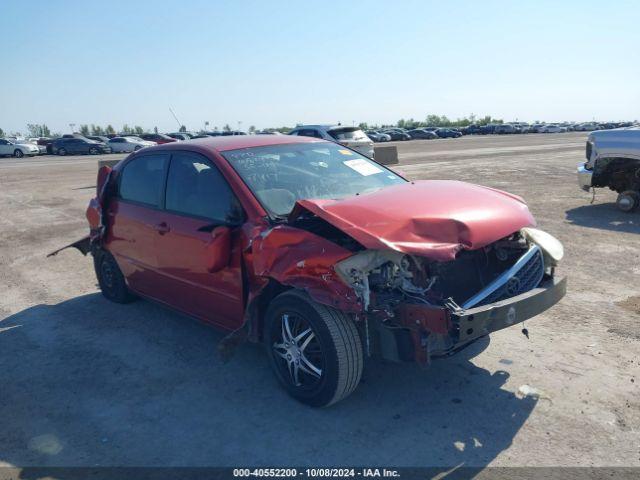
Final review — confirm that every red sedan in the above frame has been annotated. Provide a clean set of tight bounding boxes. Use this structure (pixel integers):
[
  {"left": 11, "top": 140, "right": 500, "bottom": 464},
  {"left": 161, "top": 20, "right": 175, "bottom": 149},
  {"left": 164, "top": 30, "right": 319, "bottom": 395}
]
[{"left": 52, "top": 135, "right": 566, "bottom": 407}]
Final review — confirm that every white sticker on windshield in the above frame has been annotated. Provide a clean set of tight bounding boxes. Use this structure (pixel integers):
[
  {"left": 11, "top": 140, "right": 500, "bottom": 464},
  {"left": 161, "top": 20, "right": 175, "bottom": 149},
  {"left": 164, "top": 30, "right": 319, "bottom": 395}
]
[{"left": 343, "top": 159, "right": 383, "bottom": 176}]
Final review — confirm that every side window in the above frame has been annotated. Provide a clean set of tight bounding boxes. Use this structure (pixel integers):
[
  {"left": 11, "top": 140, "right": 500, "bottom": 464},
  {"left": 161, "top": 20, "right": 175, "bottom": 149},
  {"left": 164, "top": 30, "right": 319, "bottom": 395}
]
[
  {"left": 119, "top": 154, "right": 168, "bottom": 207},
  {"left": 165, "top": 153, "right": 240, "bottom": 222},
  {"left": 0, "top": 140, "right": 7, "bottom": 145}
]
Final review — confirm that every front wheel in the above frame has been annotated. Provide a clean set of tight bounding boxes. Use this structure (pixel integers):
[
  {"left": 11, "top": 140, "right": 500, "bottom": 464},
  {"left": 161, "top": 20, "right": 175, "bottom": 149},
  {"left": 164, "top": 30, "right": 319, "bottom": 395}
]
[
  {"left": 89, "top": 147, "right": 99, "bottom": 155},
  {"left": 13, "top": 149, "right": 24, "bottom": 158},
  {"left": 264, "top": 290, "right": 363, "bottom": 407},
  {"left": 616, "top": 191, "right": 639, "bottom": 213},
  {"left": 58, "top": 148, "right": 67, "bottom": 156}
]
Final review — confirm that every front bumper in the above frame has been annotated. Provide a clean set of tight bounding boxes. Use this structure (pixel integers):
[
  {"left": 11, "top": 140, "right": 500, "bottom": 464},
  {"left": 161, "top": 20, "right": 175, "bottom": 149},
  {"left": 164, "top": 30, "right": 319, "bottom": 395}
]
[
  {"left": 387, "top": 275, "right": 567, "bottom": 363},
  {"left": 450, "top": 275, "right": 567, "bottom": 348},
  {"left": 577, "top": 164, "right": 593, "bottom": 192}
]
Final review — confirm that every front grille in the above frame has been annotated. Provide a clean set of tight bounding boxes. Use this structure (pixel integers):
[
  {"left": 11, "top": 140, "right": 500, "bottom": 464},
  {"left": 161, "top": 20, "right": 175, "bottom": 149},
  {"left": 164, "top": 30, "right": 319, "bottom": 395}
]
[{"left": 475, "top": 248, "right": 545, "bottom": 307}]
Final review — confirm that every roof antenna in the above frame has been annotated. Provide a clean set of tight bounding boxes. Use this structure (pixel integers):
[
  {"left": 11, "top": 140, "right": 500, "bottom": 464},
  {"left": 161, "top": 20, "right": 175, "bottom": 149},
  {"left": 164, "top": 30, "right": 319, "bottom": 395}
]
[{"left": 169, "top": 107, "right": 182, "bottom": 130}]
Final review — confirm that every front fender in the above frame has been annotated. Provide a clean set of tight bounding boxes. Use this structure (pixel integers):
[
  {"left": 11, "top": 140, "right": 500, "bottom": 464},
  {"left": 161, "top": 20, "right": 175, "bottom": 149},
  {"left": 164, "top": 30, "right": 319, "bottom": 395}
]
[{"left": 251, "top": 225, "right": 363, "bottom": 312}]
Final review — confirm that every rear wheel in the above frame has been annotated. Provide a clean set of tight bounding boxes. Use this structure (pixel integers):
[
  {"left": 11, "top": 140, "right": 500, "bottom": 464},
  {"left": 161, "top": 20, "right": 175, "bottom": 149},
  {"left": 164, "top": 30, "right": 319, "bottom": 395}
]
[
  {"left": 264, "top": 290, "right": 363, "bottom": 407},
  {"left": 616, "top": 191, "right": 640, "bottom": 213},
  {"left": 94, "top": 250, "right": 137, "bottom": 303},
  {"left": 89, "top": 147, "right": 99, "bottom": 155},
  {"left": 58, "top": 148, "right": 67, "bottom": 156},
  {"left": 13, "top": 149, "right": 23, "bottom": 158}
]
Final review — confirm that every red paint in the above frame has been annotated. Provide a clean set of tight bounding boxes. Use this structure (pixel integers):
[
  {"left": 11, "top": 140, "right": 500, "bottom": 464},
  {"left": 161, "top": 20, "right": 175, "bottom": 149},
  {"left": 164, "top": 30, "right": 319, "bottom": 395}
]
[
  {"left": 251, "top": 225, "right": 361, "bottom": 312},
  {"left": 78, "top": 137, "right": 536, "bottom": 340},
  {"left": 292, "top": 180, "right": 536, "bottom": 261}
]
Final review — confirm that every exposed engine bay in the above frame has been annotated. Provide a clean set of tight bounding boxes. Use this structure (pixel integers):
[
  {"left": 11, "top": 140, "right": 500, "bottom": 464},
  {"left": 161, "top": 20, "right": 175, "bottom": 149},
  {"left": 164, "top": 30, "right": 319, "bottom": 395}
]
[
  {"left": 335, "top": 230, "right": 547, "bottom": 312},
  {"left": 330, "top": 227, "right": 564, "bottom": 363}
]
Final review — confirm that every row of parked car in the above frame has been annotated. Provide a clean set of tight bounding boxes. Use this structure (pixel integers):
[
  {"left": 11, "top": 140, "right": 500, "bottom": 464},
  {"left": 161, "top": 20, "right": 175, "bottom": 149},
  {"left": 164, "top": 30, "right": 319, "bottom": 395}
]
[
  {"left": 363, "top": 121, "right": 636, "bottom": 142},
  {"left": 1, "top": 120, "right": 635, "bottom": 158},
  {"left": 0, "top": 130, "right": 252, "bottom": 158}
]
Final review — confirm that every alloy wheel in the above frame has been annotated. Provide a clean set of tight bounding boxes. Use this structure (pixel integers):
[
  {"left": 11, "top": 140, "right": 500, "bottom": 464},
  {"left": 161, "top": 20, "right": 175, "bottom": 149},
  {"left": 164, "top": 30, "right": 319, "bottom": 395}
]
[{"left": 272, "top": 313, "right": 324, "bottom": 388}]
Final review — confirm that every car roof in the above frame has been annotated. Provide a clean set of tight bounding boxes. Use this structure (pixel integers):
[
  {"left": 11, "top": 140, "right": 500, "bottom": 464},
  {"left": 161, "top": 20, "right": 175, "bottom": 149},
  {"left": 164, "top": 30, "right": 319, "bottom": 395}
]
[{"left": 147, "top": 134, "right": 324, "bottom": 154}]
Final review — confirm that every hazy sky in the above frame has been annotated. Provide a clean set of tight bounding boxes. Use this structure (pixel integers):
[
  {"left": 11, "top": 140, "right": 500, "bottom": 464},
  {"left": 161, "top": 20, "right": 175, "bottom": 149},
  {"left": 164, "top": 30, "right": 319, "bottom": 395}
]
[{"left": 2, "top": 0, "right": 639, "bottom": 134}]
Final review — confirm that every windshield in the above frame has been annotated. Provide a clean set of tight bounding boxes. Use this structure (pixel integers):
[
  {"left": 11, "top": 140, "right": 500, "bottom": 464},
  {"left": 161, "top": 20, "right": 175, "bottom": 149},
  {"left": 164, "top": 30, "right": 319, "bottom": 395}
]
[
  {"left": 327, "top": 127, "right": 368, "bottom": 142},
  {"left": 223, "top": 142, "right": 406, "bottom": 217}
]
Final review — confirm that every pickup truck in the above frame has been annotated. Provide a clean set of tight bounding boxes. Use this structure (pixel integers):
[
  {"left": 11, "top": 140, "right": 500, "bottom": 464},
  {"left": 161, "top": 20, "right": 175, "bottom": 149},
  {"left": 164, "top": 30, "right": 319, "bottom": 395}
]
[{"left": 577, "top": 127, "right": 640, "bottom": 212}]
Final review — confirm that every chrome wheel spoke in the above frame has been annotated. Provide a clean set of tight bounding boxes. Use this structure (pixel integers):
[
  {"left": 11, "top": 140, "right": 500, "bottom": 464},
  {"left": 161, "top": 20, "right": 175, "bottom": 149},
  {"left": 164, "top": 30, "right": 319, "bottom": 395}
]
[
  {"left": 294, "top": 327, "right": 312, "bottom": 343},
  {"left": 299, "top": 331, "right": 315, "bottom": 352},
  {"left": 282, "top": 314, "right": 294, "bottom": 344},
  {"left": 299, "top": 354, "right": 322, "bottom": 378}
]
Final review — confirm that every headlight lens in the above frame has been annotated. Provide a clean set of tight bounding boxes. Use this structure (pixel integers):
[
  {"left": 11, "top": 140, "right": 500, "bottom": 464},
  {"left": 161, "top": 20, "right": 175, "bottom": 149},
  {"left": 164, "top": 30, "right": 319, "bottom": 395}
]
[{"left": 521, "top": 227, "right": 564, "bottom": 264}]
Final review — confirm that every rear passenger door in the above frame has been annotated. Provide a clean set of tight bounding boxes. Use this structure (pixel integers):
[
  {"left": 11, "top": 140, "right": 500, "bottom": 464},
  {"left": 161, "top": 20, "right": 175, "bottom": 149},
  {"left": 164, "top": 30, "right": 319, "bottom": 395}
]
[
  {"left": 106, "top": 153, "right": 170, "bottom": 296},
  {"left": 153, "top": 151, "right": 245, "bottom": 329}
]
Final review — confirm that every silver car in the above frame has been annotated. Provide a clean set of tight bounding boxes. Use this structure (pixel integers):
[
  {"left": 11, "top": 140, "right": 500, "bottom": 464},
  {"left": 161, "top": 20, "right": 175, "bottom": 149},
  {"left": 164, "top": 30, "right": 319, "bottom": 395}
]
[
  {"left": 107, "top": 136, "right": 157, "bottom": 153},
  {"left": 0, "top": 138, "right": 40, "bottom": 158},
  {"left": 289, "top": 125, "right": 375, "bottom": 157}
]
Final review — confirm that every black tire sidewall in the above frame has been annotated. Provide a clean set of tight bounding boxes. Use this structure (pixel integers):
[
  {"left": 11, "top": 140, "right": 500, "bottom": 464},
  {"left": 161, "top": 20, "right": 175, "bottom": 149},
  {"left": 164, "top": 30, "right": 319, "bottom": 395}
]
[
  {"left": 58, "top": 148, "right": 66, "bottom": 156},
  {"left": 14, "top": 149, "right": 23, "bottom": 158},
  {"left": 264, "top": 293, "right": 342, "bottom": 407},
  {"left": 94, "top": 250, "right": 132, "bottom": 303}
]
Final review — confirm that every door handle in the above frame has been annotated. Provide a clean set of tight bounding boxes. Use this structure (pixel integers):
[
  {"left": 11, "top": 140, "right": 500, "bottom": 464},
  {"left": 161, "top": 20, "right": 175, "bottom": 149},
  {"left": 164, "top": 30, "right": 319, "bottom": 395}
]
[{"left": 154, "top": 222, "right": 171, "bottom": 235}]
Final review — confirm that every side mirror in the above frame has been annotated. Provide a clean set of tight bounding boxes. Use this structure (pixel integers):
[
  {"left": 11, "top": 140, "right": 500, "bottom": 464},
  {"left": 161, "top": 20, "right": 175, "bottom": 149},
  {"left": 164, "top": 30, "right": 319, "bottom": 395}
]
[{"left": 205, "top": 226, "right": 232, "bottom": 273}]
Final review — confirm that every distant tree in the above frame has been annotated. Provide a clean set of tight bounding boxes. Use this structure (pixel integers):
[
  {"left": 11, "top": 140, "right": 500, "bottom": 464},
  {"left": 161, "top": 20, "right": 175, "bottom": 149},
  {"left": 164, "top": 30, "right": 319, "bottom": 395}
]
[
  {"left": 105, "top": 125, "right": 115, "bottom": 135},
  {"left": 248, "top": 125, "right": 256, "bottom": 134},
  {"left": 134, "top": 126, "right": 144, "bottom": 134},
  {"left": 121, "top": 124, "right": 132, "bottom": 134},
  {"left": 0, "top": 128, "right": 4, "bottom": 137},
  {"left": 358, "top": 122, "right": 369, "bottom": 131},
  {"left": 78, "top": 124, "right": 90, "bottom": 135},
  {"left": 274, "top": 126, "right": 292, "bottom": 133},
  {"left": 223, "top": 123, "right": 231, "bottom": 132},
  {"left": 90, "top": 124, "right": 104, "bottom": 135},
  {"left": 179, "top": 125, "right": 187, "bottom": 132},
  {"left": 27, "top": 124, "right": 51, "bottom": 137}
]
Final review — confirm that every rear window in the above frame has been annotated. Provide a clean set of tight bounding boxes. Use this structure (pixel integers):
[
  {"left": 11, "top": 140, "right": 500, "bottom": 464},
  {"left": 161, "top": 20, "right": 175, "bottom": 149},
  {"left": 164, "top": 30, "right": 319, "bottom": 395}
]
[{"left": 328, "top": 128, "right": 368, "bottom": 142}]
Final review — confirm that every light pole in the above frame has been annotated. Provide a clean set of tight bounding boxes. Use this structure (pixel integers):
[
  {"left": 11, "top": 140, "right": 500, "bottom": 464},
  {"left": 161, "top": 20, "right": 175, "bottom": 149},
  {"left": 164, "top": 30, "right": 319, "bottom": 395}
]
[
  {"left": 69, "top": 123, "right": 75, "bottom": 133},
  {"left": 204, "top": 121, "right": 209, "bottom": 133}
]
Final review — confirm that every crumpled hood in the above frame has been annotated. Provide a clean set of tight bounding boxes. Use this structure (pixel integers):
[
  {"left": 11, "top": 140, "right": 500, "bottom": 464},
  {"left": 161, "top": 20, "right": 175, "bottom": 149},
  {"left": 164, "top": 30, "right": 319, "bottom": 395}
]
[{"left": 291, "top": 180, "right": 536, "bottom": 261}]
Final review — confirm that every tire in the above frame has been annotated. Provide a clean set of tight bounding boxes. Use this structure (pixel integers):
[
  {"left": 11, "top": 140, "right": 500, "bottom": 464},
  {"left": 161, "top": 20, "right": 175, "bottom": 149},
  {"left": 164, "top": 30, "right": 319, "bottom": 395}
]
[
  {"left": 616, "top": 191, "right": 639, "bottom": 213},
  {"left": 93, "top": 250, "right": 137, "bottom": 303},
  {"left": 13, "top": 149, "right": 24, "bottom": 158},
  {"left": 89, "top": 147, "right": 99, "bottom": 155},
  {"left": 264, "top": 290, "right": 363, "bottom": 407},
  {"left": 58, "top": 148, "right": 67, "bottom": 156}
]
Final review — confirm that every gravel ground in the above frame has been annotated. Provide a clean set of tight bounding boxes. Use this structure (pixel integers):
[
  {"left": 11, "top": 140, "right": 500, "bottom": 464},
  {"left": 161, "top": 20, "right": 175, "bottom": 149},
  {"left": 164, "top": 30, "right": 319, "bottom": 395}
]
[{"left": 0, "top": 132, "right": 638, "bottom": 468}]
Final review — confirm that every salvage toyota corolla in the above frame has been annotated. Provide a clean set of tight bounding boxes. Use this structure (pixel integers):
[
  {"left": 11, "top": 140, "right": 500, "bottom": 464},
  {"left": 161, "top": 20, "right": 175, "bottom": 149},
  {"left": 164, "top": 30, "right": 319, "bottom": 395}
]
[{"left": 52, "top": 135, "right": 566, "bottom": 407}]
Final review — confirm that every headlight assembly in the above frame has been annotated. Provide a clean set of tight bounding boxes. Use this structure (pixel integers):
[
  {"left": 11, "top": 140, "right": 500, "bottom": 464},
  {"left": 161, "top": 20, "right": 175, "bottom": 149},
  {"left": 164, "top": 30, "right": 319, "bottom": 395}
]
[{"left": 521, "top": 227, "right": 564, "bottom": 265}]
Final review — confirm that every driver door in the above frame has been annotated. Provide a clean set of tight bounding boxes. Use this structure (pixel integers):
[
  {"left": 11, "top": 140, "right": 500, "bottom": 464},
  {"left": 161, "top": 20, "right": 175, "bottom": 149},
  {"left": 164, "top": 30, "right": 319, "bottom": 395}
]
[{"left": 153, "top": 151, "right": 245, "bottom": 329}]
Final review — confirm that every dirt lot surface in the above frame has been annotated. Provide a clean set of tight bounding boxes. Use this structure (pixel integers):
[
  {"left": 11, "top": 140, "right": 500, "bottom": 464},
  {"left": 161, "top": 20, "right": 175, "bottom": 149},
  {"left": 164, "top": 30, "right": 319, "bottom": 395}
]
[{"left": 0, "top": 132, "right": 638, "bottom": 468}]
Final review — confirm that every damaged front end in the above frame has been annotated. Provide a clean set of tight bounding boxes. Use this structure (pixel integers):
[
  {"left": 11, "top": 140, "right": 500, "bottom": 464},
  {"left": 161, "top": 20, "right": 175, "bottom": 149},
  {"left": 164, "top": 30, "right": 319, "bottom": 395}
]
[{"left": 333, "top": 228, "right": 567, "bottom": 365}]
